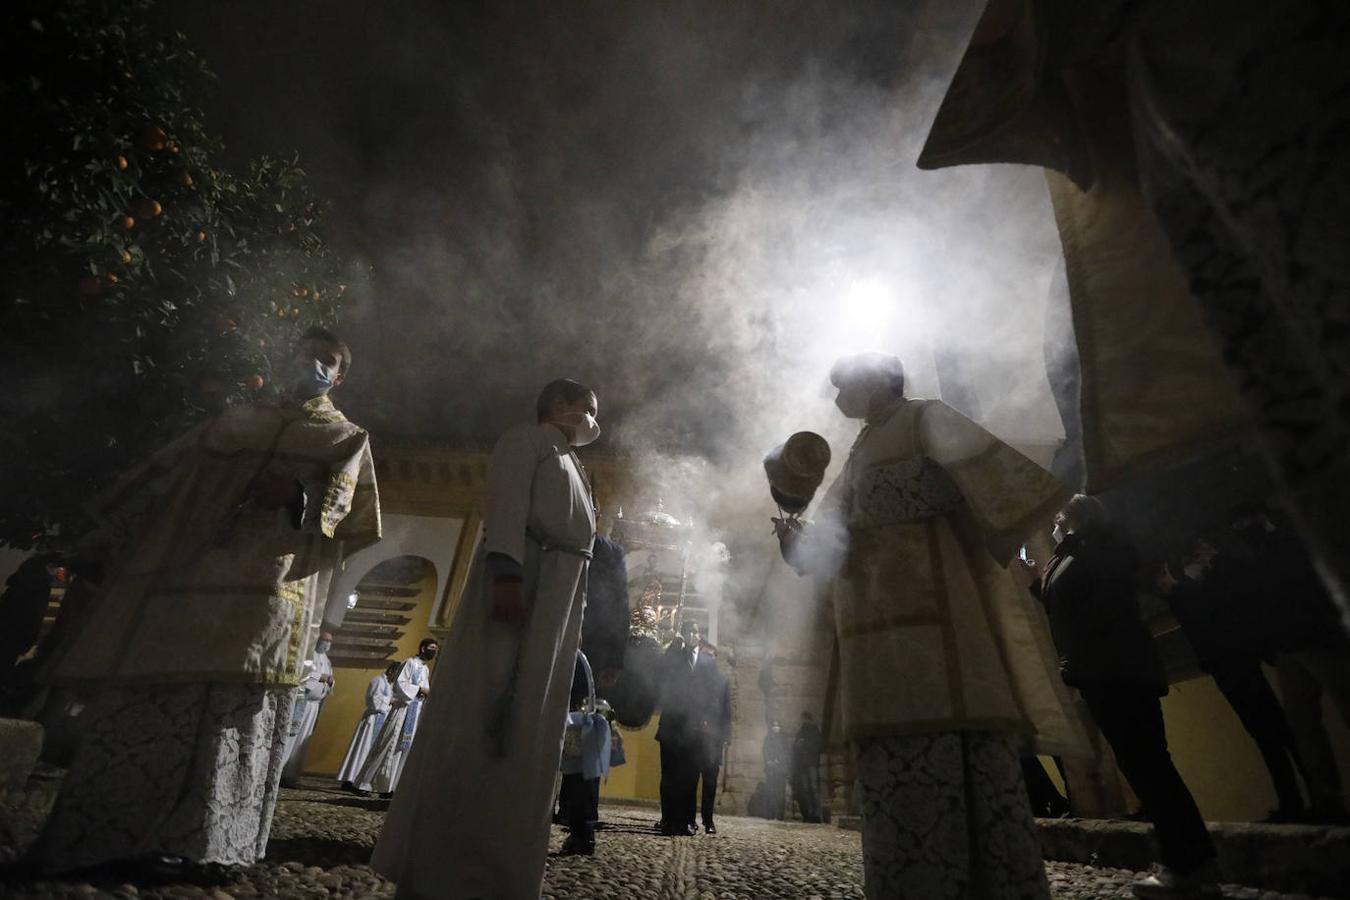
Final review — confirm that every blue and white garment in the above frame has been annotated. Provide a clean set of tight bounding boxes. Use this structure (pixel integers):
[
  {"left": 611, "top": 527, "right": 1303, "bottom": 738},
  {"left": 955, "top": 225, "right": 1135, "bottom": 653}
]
[
  {"left": 560, "top": 651, "right": 612, "bottom": 781},
  {"left": 337, "top": 671, "right": 393, "bottom": 783}
]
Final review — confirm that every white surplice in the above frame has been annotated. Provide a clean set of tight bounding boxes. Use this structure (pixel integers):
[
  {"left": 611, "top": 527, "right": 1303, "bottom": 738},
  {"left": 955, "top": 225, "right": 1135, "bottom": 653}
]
[
  {"left": 357, "top": 655, "right": 430, "bottom": 793},
  {"left": 337, "top": 672, "right": 393, "bottom": 783},
  {"left": 372, "top": 422, "right": 595, "bottom": 900},
  {"left": 281, "top": 650, "right": 334, "bottom": 783}
]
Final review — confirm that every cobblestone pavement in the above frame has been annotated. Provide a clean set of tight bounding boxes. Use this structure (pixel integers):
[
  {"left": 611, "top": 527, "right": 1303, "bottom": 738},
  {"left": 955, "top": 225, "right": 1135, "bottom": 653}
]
[{"left": 0, "top": 781, "right": 1340, "bottom": 899}]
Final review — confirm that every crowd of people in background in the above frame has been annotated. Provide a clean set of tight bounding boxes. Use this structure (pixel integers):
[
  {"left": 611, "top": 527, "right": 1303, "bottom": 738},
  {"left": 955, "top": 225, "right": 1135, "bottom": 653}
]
[
  {"left": 1031, "top": 493, "right": 1350, "bottom": 895},
  {"left": 1035, "top": 495, "right": 1349, "bottom": 830}
]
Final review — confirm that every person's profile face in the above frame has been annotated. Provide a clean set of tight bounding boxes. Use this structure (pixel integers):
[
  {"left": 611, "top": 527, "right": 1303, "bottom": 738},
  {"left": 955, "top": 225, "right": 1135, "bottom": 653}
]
[
  {"left": 833, "top": 376, "right": 880, "bottom": 419},
  {"left": 551, "top": 393, "right": 598, "bottom": 422}
]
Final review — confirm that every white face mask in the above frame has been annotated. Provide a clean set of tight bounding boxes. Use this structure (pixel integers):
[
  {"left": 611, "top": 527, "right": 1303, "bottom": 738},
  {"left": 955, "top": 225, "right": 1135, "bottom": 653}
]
[
  {"left": 834, "top": 383, "right": 878, "bottom": 420},
  {"left": 292, "top": 356, "right": 338, "bottom": 398},
  {"left": 554, "top": 412, "right": 601, "bottom": 447},
  {"left": 1183, "top": 562, "right": 1206, "bottom": 581},
  {"left": 315, "top": 640, "right": 332, "bottom": 654},
  {"left": 1052, "top": 524, "right": 1066, "bottom": 545}
]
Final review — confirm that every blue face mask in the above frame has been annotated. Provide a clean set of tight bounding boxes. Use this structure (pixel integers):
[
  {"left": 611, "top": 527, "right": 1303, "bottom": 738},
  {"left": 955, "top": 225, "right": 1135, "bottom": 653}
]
[{"left": 293, "top": 357, "right": 336, "bottom": 398}]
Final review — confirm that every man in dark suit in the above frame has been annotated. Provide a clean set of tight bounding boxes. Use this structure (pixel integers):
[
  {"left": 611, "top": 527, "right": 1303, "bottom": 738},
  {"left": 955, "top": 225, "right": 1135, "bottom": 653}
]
[
  {"left": 791, "top": 711, "right": 824, "bottom": 823},
  {"left": 693, "top": 642, "right": 732, "bottom": 834},
  {"left": 656, "top": 626, "right": 718, "bottom": 836}
]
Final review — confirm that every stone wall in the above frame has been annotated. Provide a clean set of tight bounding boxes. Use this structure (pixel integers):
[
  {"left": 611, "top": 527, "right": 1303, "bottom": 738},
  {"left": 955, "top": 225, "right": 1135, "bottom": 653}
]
[{"left": 713, "top": 570, "right": 854, "bottom": 818}]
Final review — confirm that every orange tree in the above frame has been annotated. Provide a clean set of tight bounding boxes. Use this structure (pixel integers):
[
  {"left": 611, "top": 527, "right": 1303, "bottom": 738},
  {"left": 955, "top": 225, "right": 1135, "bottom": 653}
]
[{"left": 0, "top": 0, "right": 353, "bottom": 550}]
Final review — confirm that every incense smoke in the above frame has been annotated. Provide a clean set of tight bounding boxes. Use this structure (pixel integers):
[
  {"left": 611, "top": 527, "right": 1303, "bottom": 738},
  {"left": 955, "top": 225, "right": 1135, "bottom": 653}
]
[{"left": 169, "top": 0, "right": 1070, "bottom": 634}]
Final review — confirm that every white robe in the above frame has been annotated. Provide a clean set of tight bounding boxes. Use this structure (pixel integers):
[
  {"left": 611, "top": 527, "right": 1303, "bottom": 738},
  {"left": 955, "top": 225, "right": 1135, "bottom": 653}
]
[
  {"left": 282, "top": 651, "right": 334, "bottom": 782},
  {"left": 372, "top": 422, "right": 596, "bottom": 900},
  {"left": 357, "top": 656, "right": 431, "bottom": 793},
  {"left": 338, "top": 673, "right": 393, "bottom": 783}
]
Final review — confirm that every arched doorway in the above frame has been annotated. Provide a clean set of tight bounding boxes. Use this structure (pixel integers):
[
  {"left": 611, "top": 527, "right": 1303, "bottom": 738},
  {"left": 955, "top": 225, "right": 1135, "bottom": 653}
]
[
  {"left": 302, "top": 554, "right": 440, "bottom": 776},
  {"left": 329, "top": 555, "right": 437, "bottom": 670}
]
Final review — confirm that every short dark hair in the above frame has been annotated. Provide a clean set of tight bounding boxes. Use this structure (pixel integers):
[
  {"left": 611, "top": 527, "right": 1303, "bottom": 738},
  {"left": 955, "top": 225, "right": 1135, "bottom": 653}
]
[
  {"left": 385, "top": 662, "right": 401, "bottom": 676},
  {"left": 418, "top": 637, "right": 439, "bottom": 653},
  {"left": 1059, "top": 494, "right": 1107, "bottom": 534},
  {"left": 536, "top": 378, "right": 595, "bottom": 422},
  {"left": 301, "top": 325, "right": 352, "bottom": 376},
  {"left": 829, "top": 353, "right": 905, "bottom": 397}
]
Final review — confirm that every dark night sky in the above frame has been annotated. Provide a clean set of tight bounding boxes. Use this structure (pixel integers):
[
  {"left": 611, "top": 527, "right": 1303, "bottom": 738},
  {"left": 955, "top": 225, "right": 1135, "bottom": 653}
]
[{"left": 156, "top": 1, "right": 1061, "bottom": 476}]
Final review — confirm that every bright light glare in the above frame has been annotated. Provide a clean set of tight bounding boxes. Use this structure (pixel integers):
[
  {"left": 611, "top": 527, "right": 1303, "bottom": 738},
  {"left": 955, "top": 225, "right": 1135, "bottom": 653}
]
[
  {"left": 833, "top": 277, "right": 895, "bottom": 352},
  {"left": 346, "top": 591, "right": 359, "bottom": 610},
  {"left": 844, "top": 278, "right": 892, "bottom": 323}
]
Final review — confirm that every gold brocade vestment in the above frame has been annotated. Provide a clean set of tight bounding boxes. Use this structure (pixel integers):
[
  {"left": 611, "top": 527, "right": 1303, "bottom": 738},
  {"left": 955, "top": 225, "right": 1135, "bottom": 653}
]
[
  {"left": 812, "top": 399, "right": 1088, "bottom": 756},
  {"left": 56, "top": 394, "right": 381, "bottom": 687}
]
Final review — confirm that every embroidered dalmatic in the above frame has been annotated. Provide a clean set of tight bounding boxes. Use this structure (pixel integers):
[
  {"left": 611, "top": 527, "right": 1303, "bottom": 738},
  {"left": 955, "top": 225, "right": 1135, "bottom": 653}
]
[
  {"left": 806, "top": 398, "right": 1085, "bottom": 753},
  {"left": 35, "top": 394, "right": 380, "bottom": 871},
  {"left": 56, "top": 394, "right": 380, "bottom": 687},
  {"left": 796, "top": 397, "right": 1083, "bottom": 900}
]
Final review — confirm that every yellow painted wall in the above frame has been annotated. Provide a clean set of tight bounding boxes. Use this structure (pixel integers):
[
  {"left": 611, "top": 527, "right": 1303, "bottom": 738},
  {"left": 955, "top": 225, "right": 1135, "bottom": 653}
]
[
  {"left": 303, "top": 566, "right": 440, "bottom": 776},
  {"left": 601, "top": 720, "right": 662, "bottom": 802},
  {"left": 1162, "top": 667, "right": 1350, "bottom": 822}
]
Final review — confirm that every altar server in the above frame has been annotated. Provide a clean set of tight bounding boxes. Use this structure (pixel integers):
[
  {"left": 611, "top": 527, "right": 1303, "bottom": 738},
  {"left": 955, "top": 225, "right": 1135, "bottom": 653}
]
[
  {"left": 372, "top": 378, "right": 598, "bottom": 900},
  {"left": 339, "top": 662, "right": 399, "bottom": 789}
]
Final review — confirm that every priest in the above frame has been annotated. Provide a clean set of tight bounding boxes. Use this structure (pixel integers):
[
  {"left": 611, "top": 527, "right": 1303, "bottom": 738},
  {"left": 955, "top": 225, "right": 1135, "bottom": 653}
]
[
  {"left": 355, "top": 639, "right": 436, "bottom": 797},
  {"left": 372, "top": 378, "right": 598, "bottom": 900},
  {"left": 773, "top": 352, "right": 1085, "bottom": 900},
  {"left": 32, "top": 327, "right": 381, "bottom": 876},
  {"left": 339, "top": 662, "right": 399, "bottom": 790},
  {"left": 281, "top": 630, "right": 336, "bottom": 786}
]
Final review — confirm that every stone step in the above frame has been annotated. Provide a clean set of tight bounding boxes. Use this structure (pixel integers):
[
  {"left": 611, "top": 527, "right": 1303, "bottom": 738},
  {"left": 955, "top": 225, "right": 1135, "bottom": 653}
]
[{"left": 835, "top": 813, "right": 1350, "bottom": 897}]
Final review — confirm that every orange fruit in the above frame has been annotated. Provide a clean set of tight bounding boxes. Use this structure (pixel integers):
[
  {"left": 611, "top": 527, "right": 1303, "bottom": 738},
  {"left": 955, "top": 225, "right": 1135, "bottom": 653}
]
[
  {"left": 143, "top": 126, "right": 168, "bottom": 151},
  {"left": 102, "top": 272, "right": 119, "bottom": 285},
  {"left": 116, "top": 154, "right": 129, "bottom": 171},
  {"left": 196, "top": 230, "right": 207, "bottom": 242},
  {"left": 135, "top": 199, "right": 162, "bottom": 218},
  {"left": 120, "top": 215, "right": 136, "bottom": 230},
  {"left": 215, "top": 318, "right": 238, "bottom": 334},
  {"left": 177, "top": 170, "right": 194, "bottom": 187},
  {"left": 168, "top": 142, "right": 181, "bottom": 155},
  {"left": 293, "top": 286, "right": 308, "bottom": 298},
  {"left": 246, "top": 374, "right": 265, "bottom": 391},
  {"left": 121, "top": 249, "right": 133, "bottom": 264}
]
